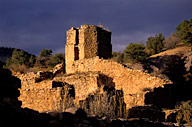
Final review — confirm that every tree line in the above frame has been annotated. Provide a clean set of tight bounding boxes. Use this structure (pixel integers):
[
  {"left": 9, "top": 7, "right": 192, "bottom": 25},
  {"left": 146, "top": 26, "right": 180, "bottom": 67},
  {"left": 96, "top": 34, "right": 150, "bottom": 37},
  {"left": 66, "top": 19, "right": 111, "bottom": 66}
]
[
  {"left": 4, "top": 18, "right": 192, "bottom": 72},
  {"left": 112, "top": 18, "right": 192, "bottom": 64},
  {"left": 5, "top": 49, "right": 64, "bottom": 73}
]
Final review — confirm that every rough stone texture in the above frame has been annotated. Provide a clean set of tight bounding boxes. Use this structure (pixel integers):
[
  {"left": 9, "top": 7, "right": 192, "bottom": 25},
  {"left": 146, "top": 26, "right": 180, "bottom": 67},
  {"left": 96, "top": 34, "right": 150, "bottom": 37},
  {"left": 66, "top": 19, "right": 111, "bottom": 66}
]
[
  {"left": 18, "top": 57, "right": 172, "bottom": 112},
  {"left": 18, "top": 24, "right": 173, "bottom": 114},
  {"left": 65, "top": 25, "right": 112, "bottom": 74},
  {"left": 65, "top": 57, "right": 172, "bottom": 109},
  {"left": 54, "top": 71, "right": 115, "bottom": 105},
  {"left": 19, "top": 87, "right": 64, "bottom": 113},
  {"left": 18, "top": 71, "right": 118, "bottom": 113},
  {"left": 18, "top": 72, "right": 53, "bottom": 90}
]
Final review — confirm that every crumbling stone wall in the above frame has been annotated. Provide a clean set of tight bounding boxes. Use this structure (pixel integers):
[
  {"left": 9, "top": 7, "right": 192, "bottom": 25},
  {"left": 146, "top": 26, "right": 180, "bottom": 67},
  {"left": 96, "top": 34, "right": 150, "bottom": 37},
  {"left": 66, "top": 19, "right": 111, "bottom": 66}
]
[
  {"left": 18, "top": 24, "right": 174, "bottom": 115},
  {"left": 18, "top": 71, "right": 118, "bottom": 113},
  {"left": 66, "top": 57, "right": 173, "bottom": 109},
  {"left": 18, "top": 56, "right": 172, "bottom": 112},
  {"left": 65, "top": 25, "right": 112, "bottom": 74},
  {"left": 19, "top": 88, "right": 64, "bottom": 113},
  {"left": 54, "top": 71, "right": 115, "bottom": 105},
  {"left": 18, "top": 72, "right": 53, "bottom": 90}
]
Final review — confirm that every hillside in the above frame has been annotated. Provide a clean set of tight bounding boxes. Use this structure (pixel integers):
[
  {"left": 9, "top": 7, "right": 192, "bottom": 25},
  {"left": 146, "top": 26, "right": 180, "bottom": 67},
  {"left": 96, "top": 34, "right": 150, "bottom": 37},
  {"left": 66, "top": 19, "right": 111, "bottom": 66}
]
[
  {"left": 150, "top": 46, "right": 191, "bottom": 58},
  {"left": 0, "top": 47, "right": 36, "bottom": 64},
  {"left": 146, "top": 45, "right": 192, "bottom": 79},
  {"left": 0, "top": 47, "right": 15, "bottom": 63}
]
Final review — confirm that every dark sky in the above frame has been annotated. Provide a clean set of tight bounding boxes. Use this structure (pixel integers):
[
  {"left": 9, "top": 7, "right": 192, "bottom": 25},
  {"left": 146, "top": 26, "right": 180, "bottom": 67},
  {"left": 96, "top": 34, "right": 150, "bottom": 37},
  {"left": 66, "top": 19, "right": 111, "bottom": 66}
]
[{"left": 0, "top": 0, "right": 192, "bottom": 55}]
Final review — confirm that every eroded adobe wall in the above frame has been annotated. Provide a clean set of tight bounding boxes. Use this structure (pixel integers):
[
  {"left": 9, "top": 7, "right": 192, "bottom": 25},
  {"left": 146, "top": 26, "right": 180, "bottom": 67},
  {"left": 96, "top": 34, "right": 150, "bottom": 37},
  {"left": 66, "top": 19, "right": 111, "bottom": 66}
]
[{"left": 67, "top": 57, "right": 173, "bottom": 109}]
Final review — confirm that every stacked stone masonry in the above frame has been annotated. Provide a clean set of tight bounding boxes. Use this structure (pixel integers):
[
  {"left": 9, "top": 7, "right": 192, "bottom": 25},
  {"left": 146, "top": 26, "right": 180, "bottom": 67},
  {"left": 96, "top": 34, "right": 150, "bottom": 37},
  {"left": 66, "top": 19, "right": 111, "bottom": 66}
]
[
  {"left": 65, "top": 25, "right": 112, "bottom": 74},
  {"left": 18, "top": 71, "right": 116, "bottom": 112},
  {"left": 18, "top": 24, "right": 173, "bottom": 113},
  {"left": 63, "top": 57, "right": 172, "bottom": 109}
]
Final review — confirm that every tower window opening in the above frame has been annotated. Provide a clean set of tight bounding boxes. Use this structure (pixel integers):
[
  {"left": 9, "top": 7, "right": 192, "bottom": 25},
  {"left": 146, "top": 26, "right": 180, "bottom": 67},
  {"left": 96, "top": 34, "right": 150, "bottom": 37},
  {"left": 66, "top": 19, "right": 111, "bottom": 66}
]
[
  {"left": 75, "top": 30, "right": 79, "bottom": 45},
  {"left": 74, "top": 46, "right": 79, "bottom": 60}
]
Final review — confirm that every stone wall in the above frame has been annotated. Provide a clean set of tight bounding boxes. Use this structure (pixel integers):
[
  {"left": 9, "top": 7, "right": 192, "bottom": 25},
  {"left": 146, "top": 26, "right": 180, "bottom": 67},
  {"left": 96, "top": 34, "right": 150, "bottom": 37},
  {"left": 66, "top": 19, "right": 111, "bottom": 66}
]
[
  {"left": 18, "top": 71, "right": 117, "bottom": 113},
  {"left": 65, "top": 25, "right": 112, "bottom": 74},
  {"left": 18, "top": 57, "right": 173, "bottom": 112},
  {"left": 66, "top": 57, "right": 173, "bottom": 109},
  {"left": 18, "top": 72, "right": 53, "bottom": 89},
  {"left": 19, "top": 88, "right": 64, "bottom": 113},
  {"left": 17, "top": 24, "right": 174, "bottom": 114},
  {"left": 54, "top": 71, "right": 115, "bottom": 105}
]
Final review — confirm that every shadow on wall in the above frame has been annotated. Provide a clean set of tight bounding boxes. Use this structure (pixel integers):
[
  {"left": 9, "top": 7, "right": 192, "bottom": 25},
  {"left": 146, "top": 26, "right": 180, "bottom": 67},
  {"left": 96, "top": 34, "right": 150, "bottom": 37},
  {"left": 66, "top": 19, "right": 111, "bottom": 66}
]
[
  {"left": 79, "top": 87, "right": 126, "bottom": 119},
  {"left": 75, "top": 74, "right": 126, "bottom": 119},
  {"left": 0, "top": 68, "right": 21, "bottom": 104},
  {"left": 127, "top": 106, "right": 165, "bottom": 122},
  {"left": 146, "top": 55, "right": 186, "bottom": 82},
  {"left": 0, "top": 68, "right": 52, "bottom": 126},
  {"left": 144, "top": 54, "right": 192, "bottom": 108},
  {"left": 144, "top": 82, "right": 192, "bottom": 109},
  {"left": 98, "top": 73, "right": 115, "bottom": 88},
  {"left": 145, "top": 84, "right": 176, "bottom": 109}
]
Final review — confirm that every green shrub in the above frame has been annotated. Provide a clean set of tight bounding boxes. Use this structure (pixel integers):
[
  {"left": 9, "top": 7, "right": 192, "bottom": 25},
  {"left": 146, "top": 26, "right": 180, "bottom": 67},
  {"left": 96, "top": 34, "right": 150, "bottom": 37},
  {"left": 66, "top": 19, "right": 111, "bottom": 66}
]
[
  {"left": 123, "top": 43, "right": 147, "bottom": 63},
  {"left": 176, "top": 19, "right": 192, "bottom": 45},
  {"left": 145, "top": 33, "right": 165, "bottom": 55},
  {"left": 163, "top": 33, "right": 181, "bottom": 50}
]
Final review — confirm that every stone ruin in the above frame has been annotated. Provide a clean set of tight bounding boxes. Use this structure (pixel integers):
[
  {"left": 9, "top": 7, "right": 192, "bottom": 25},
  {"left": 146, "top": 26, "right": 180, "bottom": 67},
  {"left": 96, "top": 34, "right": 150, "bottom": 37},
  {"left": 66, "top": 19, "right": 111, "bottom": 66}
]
[
  {"left": 18, "top": 25, "right": 174, "bottom": 118},
  {"left": 65, "top": 24, "right": 112, "bottom": 74}
]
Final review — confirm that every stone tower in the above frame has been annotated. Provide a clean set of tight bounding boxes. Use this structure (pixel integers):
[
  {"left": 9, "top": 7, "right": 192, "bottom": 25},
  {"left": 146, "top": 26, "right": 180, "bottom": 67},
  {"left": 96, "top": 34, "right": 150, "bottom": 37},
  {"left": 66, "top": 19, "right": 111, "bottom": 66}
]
[{"left": 65, "top": 24, "right": 112, "bottom": 74}]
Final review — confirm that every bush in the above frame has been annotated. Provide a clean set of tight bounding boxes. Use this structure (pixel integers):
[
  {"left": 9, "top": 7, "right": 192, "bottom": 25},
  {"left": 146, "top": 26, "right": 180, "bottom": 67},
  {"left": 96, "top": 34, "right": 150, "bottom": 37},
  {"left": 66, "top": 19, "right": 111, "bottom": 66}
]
[
  {"left": 163, "top": 33, "right": 181, "bottom": 50},
  {"left": 7, "top": 64, "right": 28, "bottom": 73},
  {"left": 5, "top": 49, "right": 36, "bottom": 73},
  {"left": 145, "top": 33, "right": 165, "bottom": 55},
  {"left": 176, "top": 100, "right": 192, "bottom": 125},
  {"left": 48, "top": 53, "right": 65, "bottom": 67},
  {"left": 123, "top": 43, "right": 147, "bottom": 63},
  {"left": 176, "top": 19, "right": 192, "bottom": 45},
  {"left": 39, "top": 49, "right": 52, "bottom": 57},
  {"left": 35, "top": 53, "right": 64, "bottom": 70},
  {"left": 182, "top": 51, "right": 192, "bottom": 72},
  {"left": 35, "top": 56, "right": 50, "bottom": 69},
  {"left": 111, "top": 52, "right": 124, "bottom": 63}
]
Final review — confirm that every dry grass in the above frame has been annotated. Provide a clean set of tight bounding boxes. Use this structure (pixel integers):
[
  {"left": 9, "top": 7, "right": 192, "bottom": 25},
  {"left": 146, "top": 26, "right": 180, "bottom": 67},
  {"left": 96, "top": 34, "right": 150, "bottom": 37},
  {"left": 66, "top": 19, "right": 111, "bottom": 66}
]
[{"left": 150, "top": 46, "right": 191, "bottom": 58}]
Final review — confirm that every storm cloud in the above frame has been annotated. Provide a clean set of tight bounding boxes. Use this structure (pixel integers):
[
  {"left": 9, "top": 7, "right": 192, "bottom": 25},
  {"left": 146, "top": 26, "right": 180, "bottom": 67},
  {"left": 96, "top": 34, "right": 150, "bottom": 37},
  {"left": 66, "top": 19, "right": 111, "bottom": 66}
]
[{"left": 0, "top": 0, "right": 192, "bottom": 55}]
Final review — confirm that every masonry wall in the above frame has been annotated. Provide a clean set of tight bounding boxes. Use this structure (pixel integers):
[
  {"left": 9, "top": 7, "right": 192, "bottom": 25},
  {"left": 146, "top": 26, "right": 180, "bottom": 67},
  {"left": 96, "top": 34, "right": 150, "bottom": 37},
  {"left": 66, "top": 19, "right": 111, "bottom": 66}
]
[
  {"left": 65, "top": 25, "right": 112, "bottom": 74},
  {"left": 18, "top": 71, "right": 116, "bottom": 112},
  {"left": 65, "top": 27, "right": 77, "bottom": 74},
  {"left": 19, "top": 87, "right": 64, "bottom": 113},
  {"left": 66, "top": 57, "right": 173, "bottom": 109},
  {"left": 54, "top": 71, "right": 115, "bottom": 105},
  {"left": 54, "top": 72, "right": 99, "bottom": 105},
  {"left": 83, "top": 26, "right": 98, "bottom": 58}
]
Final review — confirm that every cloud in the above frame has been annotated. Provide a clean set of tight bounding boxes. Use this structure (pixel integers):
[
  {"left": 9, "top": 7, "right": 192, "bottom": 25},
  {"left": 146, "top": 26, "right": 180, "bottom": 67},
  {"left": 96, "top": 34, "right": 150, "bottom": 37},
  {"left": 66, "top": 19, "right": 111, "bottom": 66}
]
[
  {"left": 0, "top": 0, "right": 192, "bottom": 55},
  {"left": 112, "top": 31, "right": 155, "bottom": 52}
]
